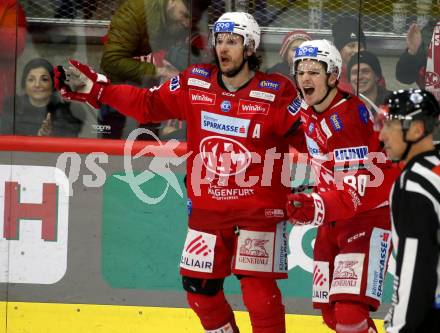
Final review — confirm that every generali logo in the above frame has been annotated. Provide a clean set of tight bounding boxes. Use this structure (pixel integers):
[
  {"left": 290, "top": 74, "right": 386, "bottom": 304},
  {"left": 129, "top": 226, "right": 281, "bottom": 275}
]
[
  {"left": 0, "top": 165, "right": 70, "bottom": 284},
  {"left": 189, "top": 89, "right": 216, "bottom": 105}
]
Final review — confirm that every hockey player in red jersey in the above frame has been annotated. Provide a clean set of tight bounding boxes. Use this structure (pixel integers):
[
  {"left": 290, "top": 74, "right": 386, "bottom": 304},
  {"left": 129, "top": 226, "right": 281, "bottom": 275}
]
[
  {"left": 286, "top": 39, "right": 401, "bottom": 333},
  {"left": 54, "top": 12, "right": 303, "bottom": 333}
]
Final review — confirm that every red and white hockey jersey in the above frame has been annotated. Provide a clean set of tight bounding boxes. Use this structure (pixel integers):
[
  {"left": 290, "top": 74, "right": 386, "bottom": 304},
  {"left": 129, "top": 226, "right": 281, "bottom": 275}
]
[
  {"left": 101, "top": 64, "right": 301, "bottom": 229},
  {"left": 297, "top": 90, "right": 400, "bottom": 224},
  {"left": 425, "top": 21, "right": 440, "bottom": 101}
]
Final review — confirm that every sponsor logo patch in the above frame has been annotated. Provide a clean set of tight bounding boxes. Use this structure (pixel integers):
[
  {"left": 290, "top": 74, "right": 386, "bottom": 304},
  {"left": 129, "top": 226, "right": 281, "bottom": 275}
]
[
  {"left": 201, "top": 111, "right": 250, "bottom": 138},
  {"left": 258, "top": 80, "right": 280, "bottom": 91},
  {"left": 305, "top": 134, "right": 328, "bottom": 160},
  {"left": 366, "top": 228, "right": 391, "bottom": 301},
  {"left": 333, "top": 146, "right": 369, "bottom": 162},
  {"left": 265, "top": 209, "right": 284, "bottom": 218},
  {"left": 235, "top": 230, "right": 275, "bottom": 272},
  {"left": 220, "top": 100, "right": 232, "bottom": 112},
  {"left": 180, "top": 229, "right": 216, "bottom": 273},
  {"left": 214, "top": 21, "right": 235, "bottom": 33},
  {"left": 330, "top": 253, "right": 364, "bottom": 295},
  {"left": 249, "top": 90, "right": 275, "bottom": 102},
  {"left": 358, "top": 104, "right": 370, "bottom": 124},
  {"left": 320, "top": 119, "right": 332, "bottom": 139},
  {"left": 191, "top": 67, "right": 211, "bottom": 78},
  {"left": 187, "top": 198, "right": 192, "bottom": 216},
  {"left": 238, "top": 99, "right": 270, "bottom": 115},
  {"left": 189, "top": 89, "right": 216, "bottom": 105},
  {"left": 295, "top": 46, "right": 318, "bottom": 58},
  {"left": 188, "top": 78, "right": 211, "bottom": 89},
  {"left": 169, "top": 76, "right": 180, "bottom": 91},
  {"left": 329, "top": 113, "right": 343, "bottom": 131},
  {"left": 287, "top": 97, "right": 302, "bottom": 116},
  {"left": 313, "top": 261, "right": 330, "bottom": 303}
]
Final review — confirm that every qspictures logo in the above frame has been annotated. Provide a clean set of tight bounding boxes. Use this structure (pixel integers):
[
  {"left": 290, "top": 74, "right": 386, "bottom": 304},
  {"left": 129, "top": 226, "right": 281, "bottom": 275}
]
[
  {"left": 55, "top": 128, "right": 388, "bottom": 205},
  {"left": 114, "top": 128, "right": 191, "bottom": 204}
]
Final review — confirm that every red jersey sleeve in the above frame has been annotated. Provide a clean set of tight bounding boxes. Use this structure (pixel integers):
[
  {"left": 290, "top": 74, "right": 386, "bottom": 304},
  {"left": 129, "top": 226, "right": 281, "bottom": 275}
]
[
  {"left": 100, "top": 70, "right": 190, "bottom": 124},
  {"left": 316, "top": 96, "right": 400, "bottom": 223},
  {"left": 272, "top": 77, "right": 301, "bottom": 136}
]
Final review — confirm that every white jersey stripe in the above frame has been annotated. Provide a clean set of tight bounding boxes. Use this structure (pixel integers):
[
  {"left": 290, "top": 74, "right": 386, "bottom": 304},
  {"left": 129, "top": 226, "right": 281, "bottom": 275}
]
[
  {"left": 330, "top": 98, "right": 347, "bottom": 110},
  {"left": 425, "top": 155, "right": 440, "bottom": 166},
  {"left": 412, "top": 162, "right": 440, "bottom": 195},
  {"left": 392, "top": 238, "right": 418, "bottom": 330}
]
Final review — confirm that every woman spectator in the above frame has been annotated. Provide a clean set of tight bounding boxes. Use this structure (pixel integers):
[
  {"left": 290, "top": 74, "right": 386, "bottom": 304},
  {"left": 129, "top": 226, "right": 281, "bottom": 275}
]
[{"left": 1, "top": 58, "right": 83, "bottom": 136}]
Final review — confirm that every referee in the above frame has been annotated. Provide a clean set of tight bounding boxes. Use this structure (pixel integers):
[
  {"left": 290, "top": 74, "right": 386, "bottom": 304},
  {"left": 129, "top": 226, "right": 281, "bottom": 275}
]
[{"left": 378, "top": 89, "right": 440, "bottom": 333}]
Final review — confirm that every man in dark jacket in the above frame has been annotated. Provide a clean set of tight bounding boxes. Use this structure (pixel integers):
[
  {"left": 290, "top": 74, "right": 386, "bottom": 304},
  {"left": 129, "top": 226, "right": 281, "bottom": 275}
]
[{"left": 99, "top": 0, "right": 209, "bottom": 139}]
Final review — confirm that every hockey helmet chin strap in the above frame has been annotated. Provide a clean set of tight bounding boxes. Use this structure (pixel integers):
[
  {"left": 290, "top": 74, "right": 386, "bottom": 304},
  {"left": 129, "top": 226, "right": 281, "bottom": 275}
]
[
  {"left": 310, "top": 75, "right": 338, "bottom": 112},
  {"left": 316, "top": 76, "right": 337, "bottom": 106},
  {"left": 398, "top": 115, "right": 430, "bottom": 162}
]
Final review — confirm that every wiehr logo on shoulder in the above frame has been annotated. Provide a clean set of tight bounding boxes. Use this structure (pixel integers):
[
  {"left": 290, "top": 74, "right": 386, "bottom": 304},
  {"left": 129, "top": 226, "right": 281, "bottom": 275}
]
[
  {"left": 258, "top": 80, "right": 280, "bottom": 91},
  {"left": 191, "top": 67, "right": 211, "bottom": 78}
]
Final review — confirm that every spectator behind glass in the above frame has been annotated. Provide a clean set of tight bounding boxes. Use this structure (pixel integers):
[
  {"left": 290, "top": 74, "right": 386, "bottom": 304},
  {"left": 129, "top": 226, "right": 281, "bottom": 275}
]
[
  {"left": 1, "top": 58, "right": 83, "bottom": 136},
  {"left": 0, "top": 0, "right": 26, "bottom": 113},
  {"left": 266, "top": 29, "right": 312, "bottom": 80},
  {"left": 396, "top": 2, "right": 440, "bottom": 101},
  {"left": 332, "top": 17, "right": 366, "bottom": 93},
  {"left": 347, "top": 50, "right": 392, "bottom": 115},
  {"left": 99, "top": 0, "right": 210, "bottom": 140}
]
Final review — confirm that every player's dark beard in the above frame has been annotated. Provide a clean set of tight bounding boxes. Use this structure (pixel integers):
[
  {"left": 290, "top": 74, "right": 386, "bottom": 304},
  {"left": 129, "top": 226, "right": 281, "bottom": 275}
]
[{"left": 216, "top": 54, "right": 248, "bottom": 78}]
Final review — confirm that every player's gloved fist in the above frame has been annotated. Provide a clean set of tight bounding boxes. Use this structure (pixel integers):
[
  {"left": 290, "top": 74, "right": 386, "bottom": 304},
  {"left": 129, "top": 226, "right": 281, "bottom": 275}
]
[
  {"left": 286, "top": 192, "right": 325, "bottom": 226},
  {"left": 53, "top": 59, "right": 109, "bottom": 109}
]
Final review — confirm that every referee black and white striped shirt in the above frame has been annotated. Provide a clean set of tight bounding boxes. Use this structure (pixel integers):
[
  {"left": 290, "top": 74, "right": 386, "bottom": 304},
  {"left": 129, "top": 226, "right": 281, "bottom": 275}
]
[{"left": 385, "top": 149, "right": 440, "bottom": 333}]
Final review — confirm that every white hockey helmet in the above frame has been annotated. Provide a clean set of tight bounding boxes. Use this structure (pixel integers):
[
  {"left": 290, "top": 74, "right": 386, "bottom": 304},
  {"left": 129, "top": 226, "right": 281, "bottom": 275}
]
[
  {"left": 292, "top": 39, "right": 342, "bottom": 79},
  {"left": 212, "top": 12, "right": 261, "bottom": 51}
]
